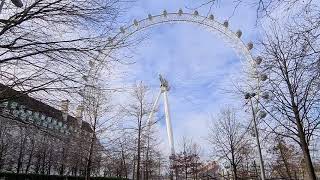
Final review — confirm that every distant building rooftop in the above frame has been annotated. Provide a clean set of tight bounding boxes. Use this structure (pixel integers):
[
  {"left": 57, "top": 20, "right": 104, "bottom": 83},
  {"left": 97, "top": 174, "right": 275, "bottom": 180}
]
[{"left": 0, "top": 83, "right": 93, "bottom": 133}]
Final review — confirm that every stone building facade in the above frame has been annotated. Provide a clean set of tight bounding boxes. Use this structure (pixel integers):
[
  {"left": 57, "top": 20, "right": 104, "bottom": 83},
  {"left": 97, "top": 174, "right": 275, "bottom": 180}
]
[{"left": 0, "top": 84, "right": 101, "bottom": 176}]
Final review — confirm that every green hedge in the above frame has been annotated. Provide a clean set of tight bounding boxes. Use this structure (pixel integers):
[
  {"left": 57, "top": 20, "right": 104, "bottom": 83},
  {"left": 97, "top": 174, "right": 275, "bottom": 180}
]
[{"left": 0, "top": 172, "right": 127, "bottom": 180}]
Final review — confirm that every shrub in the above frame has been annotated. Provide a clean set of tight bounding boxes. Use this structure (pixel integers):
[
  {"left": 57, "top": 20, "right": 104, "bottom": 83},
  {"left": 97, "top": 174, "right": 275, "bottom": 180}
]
[{"left": 0, "top": 172, "right": 127, "bottom": 180}]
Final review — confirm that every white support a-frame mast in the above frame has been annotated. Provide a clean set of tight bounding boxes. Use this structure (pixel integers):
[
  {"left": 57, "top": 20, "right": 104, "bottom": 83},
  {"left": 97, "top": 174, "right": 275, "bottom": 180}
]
[{"left": 146, "top": 74, "right": 175, "bottom": 156}]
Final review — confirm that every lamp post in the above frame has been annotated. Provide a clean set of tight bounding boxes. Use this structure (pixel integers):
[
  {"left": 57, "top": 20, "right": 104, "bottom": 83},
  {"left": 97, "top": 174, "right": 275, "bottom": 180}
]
[
  {"left": 0, "top": 0, "right": 23, "bottom": 14},
  {"left": 245, "top": 92, "right": 266, "bottom": 180},
  {"left": 244, "top": 56, "right": 269, "bottom": 180}
]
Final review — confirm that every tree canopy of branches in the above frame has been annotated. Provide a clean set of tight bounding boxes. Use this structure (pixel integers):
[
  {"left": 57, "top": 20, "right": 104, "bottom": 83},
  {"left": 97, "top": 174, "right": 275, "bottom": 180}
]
[
  {"left": 171, "top": 137, "right": 202, "bottom": 180},
  {"left": 268, "top": 137, "right": 301, "bottom": 179},
  {"left": 82, "top": 82, "right": 116, "bottom": 179},
  {"left": 208, "top": 107, "right": 252, "bottom": 180},
  {"left": 118, "top": 82, "right": 165, "bottom": 180},
  {"left": 259, "top": 23, "right": 319, "bottom": 179},
  {"left": 0, "top": 0, "right": 122, "bottom": 102},
  {"left": 196, "top": 0, "right": 319, "bottom": 179}
]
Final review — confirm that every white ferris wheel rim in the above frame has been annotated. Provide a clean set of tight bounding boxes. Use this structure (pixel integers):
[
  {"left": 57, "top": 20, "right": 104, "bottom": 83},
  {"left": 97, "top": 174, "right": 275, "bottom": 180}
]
[{"left": 105, "top": 10, "right": 256, "bottom": 69}]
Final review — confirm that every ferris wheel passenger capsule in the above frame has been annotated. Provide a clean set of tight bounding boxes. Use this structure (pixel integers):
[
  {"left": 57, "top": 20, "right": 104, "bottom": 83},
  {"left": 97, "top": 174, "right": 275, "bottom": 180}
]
[
  {"left": 260, "top": 74, "right": 268, "bottom": 81},
  {"left": 236, "top": 30, "right": 242, "bottom": 38},
  {"left": 223, "top": 20, "right": 229, "bottom": 28},
  {"left": 250, "top": 92, "right": 256, "bottom": 97},
  {"left": 259, "top": 111, "right": 267, "bottom": 119},
  {"left": 148, "top": 14, "right": 152, "bottom": 20},
  {"left": 82, "top": 75, "right": 88, "bottom": 81},
  {"left": 133, "top": 19, "right": 139, "bottom": 26},
  {"left": 11, "top": 0, "right": 23, "bottom": 8},
  {"left": 255, "top": 56, "right": 262, "bottom": 65},
  {"left": 261, "top": 92, "right": 269, "bottom": 100},
  {"left": 209, "top": 14, "right": 214, "bottom": 20},
  {"left": 163, "top": 10, "right": 168, "bottom": 17},
  {"left": 194, "top": 10, "right": 199, "bottom": 16},
  {"left": 108, "top": 37, "right": 113, "bottom": 43},
  {"left": 89, "top": 60, "right": 94, "bottom": 67},
  {"left": 178, "top": 9, "right": 183, "bottom": 16},
  {"left": 244, "top": 92, "right": 250, "bottom": 99},
  {"left": 120, "top": 27, "right": 125, "bottom": 33},
  {"left": 247, "top": 42, "right": 253, "bottom": 50},
  {"left": 250, "top": 127, "right": 256, "bottom": 137}
]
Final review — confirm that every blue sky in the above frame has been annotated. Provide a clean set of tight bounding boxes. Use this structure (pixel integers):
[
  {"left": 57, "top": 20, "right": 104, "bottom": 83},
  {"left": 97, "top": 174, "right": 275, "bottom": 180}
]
[{"left": 112, "top": 0, "right": 261, "bottom": 157}]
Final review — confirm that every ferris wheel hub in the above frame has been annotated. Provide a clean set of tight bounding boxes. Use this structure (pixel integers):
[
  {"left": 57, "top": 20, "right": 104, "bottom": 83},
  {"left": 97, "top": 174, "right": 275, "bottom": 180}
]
[{"left": 159, "top": 74, "right": 170, "bottom": 92}]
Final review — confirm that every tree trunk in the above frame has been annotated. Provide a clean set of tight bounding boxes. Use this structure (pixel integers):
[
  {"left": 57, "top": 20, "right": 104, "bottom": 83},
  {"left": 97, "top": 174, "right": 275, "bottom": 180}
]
[
  {"left": 16, "top": 144, "right": 24, "bottom": 173},
  {"left": 296, "top": 122, "right": 316, "bottom": 180},
  {"left": 25, "top": 138, "right": 35, "bottom": 173},
  {"left": 41, "top": 149, "right": 46, "bottom": 174},
  {"left": 283, "top": 65, "right": 317, "bottom": 180},
  {"left": 86, "top": 135, "right": 95, "bottom": 180},
  {"left": 136, "top": 119, "right": 142, "bottom": 180},
  {"left": 121, "top": 146, "right": 128, "bottom": 178},
  {"left": 136, "top": 100, "right": 143, "bottom": 180},
  {"left": 34, "top": 154, "right": 41, "bottom": 173},
  {"left": 278, "top": 141, "right": 293, "bottom": 179},
  {"left": 145, "top": 143, "right": 149, "bottom": 180},
  {"left": 231, "top": 148, "right": 238, "bottom": 180},
  {"left": 133, "top": 156, "right": 136, "bottom": 180},
  {"left": 17, "top": 129, "right": 27, "bottom": 173},
  {"left": 47, "top": 149, "right": 53, "bottom": 175},
  {"left": 253, "top": 161, "right": 258, "bottom": 179},
  {"left": 292, "top": 105, "right": 316, "bottom": 180}
]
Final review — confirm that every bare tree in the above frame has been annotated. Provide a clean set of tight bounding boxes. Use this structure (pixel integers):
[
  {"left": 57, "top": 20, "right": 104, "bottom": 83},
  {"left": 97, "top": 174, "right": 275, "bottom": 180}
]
[
  {"left": 0, "top": 0, "right": 123, "bottom": 104},
  {"left": 142, "top": 123, "right": 164, "bottom": 180},
  {"left": 196, "top": 0, "right": 319, "bottom": 179},
  {"left": 120, "top": 82, "right": 150, "bottom": 180},
  {"left": 208, "top": 107, "right": 252, "bottom": 180},
  {"left": 119, "top": 82, "right": 166, "bottom": 180},
  {"left": 0, "top": 79, "right": 119, "bottom": 178},
  {"left": 81, "top": 80, "right": 116, "bottom": 179},
  {"left": 172, "top": 137, "right": 202, "bottom": 180},
  {"left": 196, "top": 0, "right": 319, "bottom": 21},
  {"left": 259, "top": 24, "right": 320, "bottom": 179},
  {"left": 0, "top": 118, "right": 14, "bottom": 171},
  {"left": 267, "top": 137, "right": 301, "bottom": 179}
]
